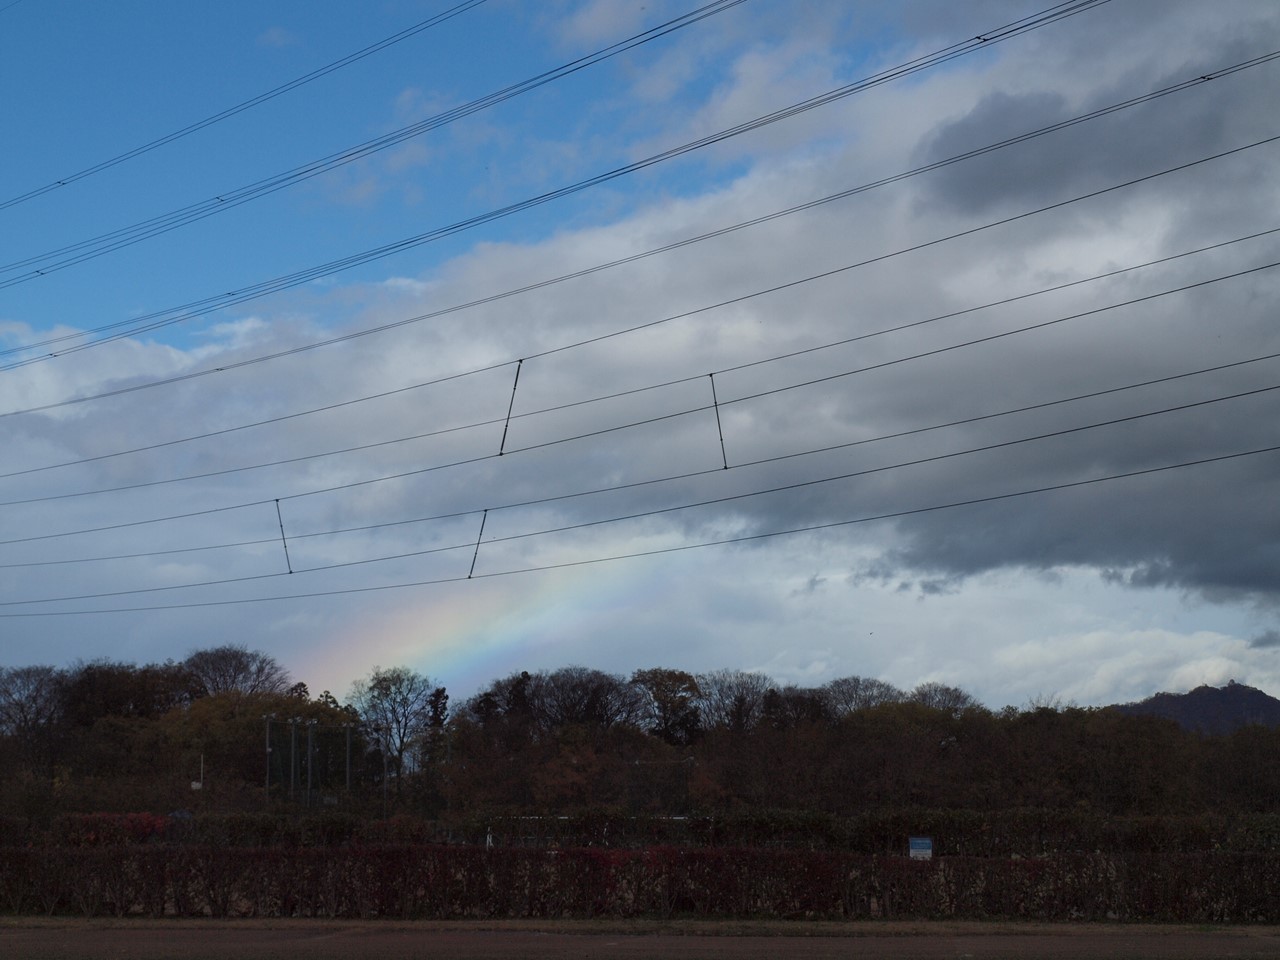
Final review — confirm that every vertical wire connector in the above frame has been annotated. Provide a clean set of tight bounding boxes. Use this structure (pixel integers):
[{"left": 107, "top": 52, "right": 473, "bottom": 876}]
[
  {"left": 709, "top": 373, "right": 729, "bottom": 470},
  {"left": 274, "top": 499, "right": 293, "bottom": 574},
  {"left": 499, "top": 359, "right": 523, "bottom": 456},
  {"left": 468, "top": 509, "right": 489, "bottom": 579}
]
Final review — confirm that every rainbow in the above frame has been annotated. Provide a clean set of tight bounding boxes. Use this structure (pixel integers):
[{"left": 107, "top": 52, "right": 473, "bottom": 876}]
[{"left": 302, "top": 557, "right": 666, "bottom": 700}]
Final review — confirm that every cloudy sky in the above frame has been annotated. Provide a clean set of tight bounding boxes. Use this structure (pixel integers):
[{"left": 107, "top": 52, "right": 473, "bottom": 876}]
[{"left": 2, "top": 0, "right": 1278, "bottom": 709}]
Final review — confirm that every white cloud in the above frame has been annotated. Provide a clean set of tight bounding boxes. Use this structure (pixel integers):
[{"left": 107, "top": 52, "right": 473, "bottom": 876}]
[{"left": 556, "top": 0, "right": 666, "bottom": 48}]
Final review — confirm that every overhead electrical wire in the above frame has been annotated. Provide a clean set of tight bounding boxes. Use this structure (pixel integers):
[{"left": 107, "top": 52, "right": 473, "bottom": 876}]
[
  {"left": 5, "top": 107, "right": 1277, "bottom": 423},
  {"left": 5, "top": 148, "right": 1274, "bottom": 488},
  {"left": 2, "top": 252, "right": 1276, "bottom": 538},
  {"left": 0, "top": 0, "right": 747, "bottom": 286},
  {"left": 3, "top": 206, "right": 1275, "bottom": 500},
  {"left": 257, "top": 344, "right": 1280, "bottom": 542},
  {"left": 12, "top": 381, "right": 1280, "bottom": 604},
  {"left": 5, "top": 429, "right": 1277, "bottom": 613},
  {"left": 4, "top": 248, "right": 1275, "bottom": 510},
  {"left": 0, "top": 539, "right": 280, "bottom": 570},
  {"left": 4, "top": 217, "right": 1273, "bottom": 484},
  {"left": 473, "top": 446, "right": 1280, "bottom": 582},
  {"left": 8, "top": 250, "right": 1280, "bottom": 507},
  {"left": 0, "top": 0, "right": 491, "bottom": 212},
  {"left": 0, "top": 0, "right": 1110, "bottom": 367},
  {"left": 5, "top": 346, "right": 1279, "bottom": 572}
]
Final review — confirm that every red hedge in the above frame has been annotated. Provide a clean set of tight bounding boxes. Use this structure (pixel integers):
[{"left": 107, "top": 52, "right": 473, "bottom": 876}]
[{"left": 1, "top": 846, "right": 1278, "bottom": 921}]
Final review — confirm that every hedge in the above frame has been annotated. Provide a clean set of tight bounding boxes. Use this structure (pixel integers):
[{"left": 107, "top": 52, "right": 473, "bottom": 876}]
[
  {"left": 1, "top": 846, "right": 1278, "bottom": 922},
  {"left": 12, "top": 809, "right": 1280, "bottom": 854}
]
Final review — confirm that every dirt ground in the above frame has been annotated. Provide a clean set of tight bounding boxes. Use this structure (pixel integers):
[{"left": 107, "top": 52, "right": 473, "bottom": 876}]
[{"left": 4, "top": 919, "right": 1280, "bottom": 960}]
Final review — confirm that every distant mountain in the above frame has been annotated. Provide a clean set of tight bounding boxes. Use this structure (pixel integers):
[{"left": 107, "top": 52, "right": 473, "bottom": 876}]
[{"left": 1114, "top": 681, "right": 1280, "bottom": 735}]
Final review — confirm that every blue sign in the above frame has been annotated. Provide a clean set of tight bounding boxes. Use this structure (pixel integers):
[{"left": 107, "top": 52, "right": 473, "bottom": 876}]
[{"left": 908, "top": 836, "right": 933, "bottom": 860}]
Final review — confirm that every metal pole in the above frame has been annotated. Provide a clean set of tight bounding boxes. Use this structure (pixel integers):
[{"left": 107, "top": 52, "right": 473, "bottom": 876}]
[
  {"left": 306, "top": 720, "right": 314, "bottom": 808},
  {"left": 289, "top": 718, "right": 297, "bottom": 802},
  {"left": 344, "top": 724, "right": 351, "bottom": 794},
  {"left": 379, "top": 727, "right": 389, "bottom": 818},
  {"left": 264, "top": 715, "right": 273, "bottom": 801}
]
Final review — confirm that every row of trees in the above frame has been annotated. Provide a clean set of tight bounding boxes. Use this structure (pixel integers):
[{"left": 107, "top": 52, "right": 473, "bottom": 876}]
[
  {"left": 2, "top": 648, "right": 1279, "bottom": 821},
  {"left": 460, "top": 667, "right": 973, "bottom": 745}
]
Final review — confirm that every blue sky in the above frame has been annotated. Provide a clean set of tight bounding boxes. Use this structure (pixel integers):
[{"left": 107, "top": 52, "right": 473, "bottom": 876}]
[
  {"left": 3, "top": 0, "right": 1280, "bottom": 709},
  {"left": 2, "top": 0, "right": 827, "bottom": 340}
]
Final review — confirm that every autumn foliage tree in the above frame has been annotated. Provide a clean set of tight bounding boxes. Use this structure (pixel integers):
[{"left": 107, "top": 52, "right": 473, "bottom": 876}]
[
  {"left": 632, "top": 668, "right": 702, "bottom": 745},
  {"left": 7, "top": 650, "right": 1280, "bottom": 828}
]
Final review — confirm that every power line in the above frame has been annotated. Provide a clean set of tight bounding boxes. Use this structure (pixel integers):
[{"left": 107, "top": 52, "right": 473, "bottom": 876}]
[
  {"left": 9, "top": 216, "right": 1266, "bottom": 482},
  {"left": 0, "top": 0, "right": 490, "bottom": 213},
  {"left": 9, "top": 342, "right": 1277, "bottom": 570},
  {"left": 0, "top": 538, "right": 279, "bottom": 570},
  {"left": 524, "top": 137, "right": 1280, "bottom": 365},
  {"left": 10, "top": 379, "right": 1278, "bottom": 603},
  {"left": 0, "top": 0, "right": 747, "bottom": 286},
  {"left": 490, "top": 384, "right": 1280, "bottom": 553},
  {"left": 282, "top": 350, "right": 1280, "bottom": 545},
  {"left": 2, "top": 124, "right": 1269, "bottom": 455},
  {"left": 5, "top": 64, "right": 1274, "bottom": 419},
  {"left": 3, "top": 243, "right": 1275, "bottom": 510},
  {"left": 4, "top": 435, "right": 1275, "bottom": 615},
  {"left": 476, "top": 444, "right": 1280, "bottom": 581},
  {"left": 5, "top": 246, "right": 1277, "bottom": 553},
  {"left": 0, "top": 0, "right": 1110, "bottom": 368}
]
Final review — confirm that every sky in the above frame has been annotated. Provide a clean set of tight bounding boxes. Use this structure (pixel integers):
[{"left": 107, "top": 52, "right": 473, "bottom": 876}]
[{"left": 2, "top": 0, "right": 1279, "bottom": 710}]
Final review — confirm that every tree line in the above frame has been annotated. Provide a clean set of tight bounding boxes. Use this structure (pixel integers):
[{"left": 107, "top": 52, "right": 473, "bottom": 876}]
[{"left": 2, "top": 646, "right": 1278, "bottom": 822}]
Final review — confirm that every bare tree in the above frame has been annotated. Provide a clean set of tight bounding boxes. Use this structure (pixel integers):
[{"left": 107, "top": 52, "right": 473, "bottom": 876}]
[
  {"left": 763, "top": 684, "right": 832, "bottom": 729},
  {"left": 910, "top": 681, "right": 981, "bottom": 716},
  {"left": 821, "top": 676, "right": 905, "bottom": 716},
  {"left": 465, "top": 667, "right": 644, "bottom": 735},
  {"left": 0, "top": 664, "right": 67, "bottom": 770},
  {"left": 348, "top": 666, "right": 443, "bottom": 779},
  {"left": 695, "top": 669, "right": 777, "bottom": 732},
  {"left": 535, "top": 666, "right": 643, "bottom": 730},
  {"left": 183, "top": 645, "right": 291, "bottom": 697},
  {"left": 0, "top": 665, "right": 65, "bottom": 735}
]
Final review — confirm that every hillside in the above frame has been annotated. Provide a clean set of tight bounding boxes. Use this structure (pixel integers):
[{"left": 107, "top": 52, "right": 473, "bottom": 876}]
[{"left": 1114, "top": 680, "right": 1280, "bottom": 735}]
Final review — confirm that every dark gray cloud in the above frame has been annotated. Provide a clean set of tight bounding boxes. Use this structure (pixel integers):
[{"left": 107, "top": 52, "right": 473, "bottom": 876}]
[
  {"left": 913, "top": 45, "right": 1269, "bottom": 220},
  {"left": 1251, "top": 631, "right": 1280, "bottom": 650}
]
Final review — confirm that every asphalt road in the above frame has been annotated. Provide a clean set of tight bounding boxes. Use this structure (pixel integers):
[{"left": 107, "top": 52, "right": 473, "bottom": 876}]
[{"left": 4, "top": 921, "right": 1280, "bottom": 960}]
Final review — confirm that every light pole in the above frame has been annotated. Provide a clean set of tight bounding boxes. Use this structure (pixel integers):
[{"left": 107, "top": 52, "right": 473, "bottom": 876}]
[
  {"left": 305, "top": 719, "right": 316, "bottom": 808},
  {"left": 374, "top": 725, "right": 389, "bottom": 818},
  {"left": 343, "top": 723, "right": 352, "bottom": 794},
  {"left": 263, "top": 714, "right": 275, "bottom": 802},
  {"left": 289, "top": 718, "right": 299, "bottom": 802}
]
